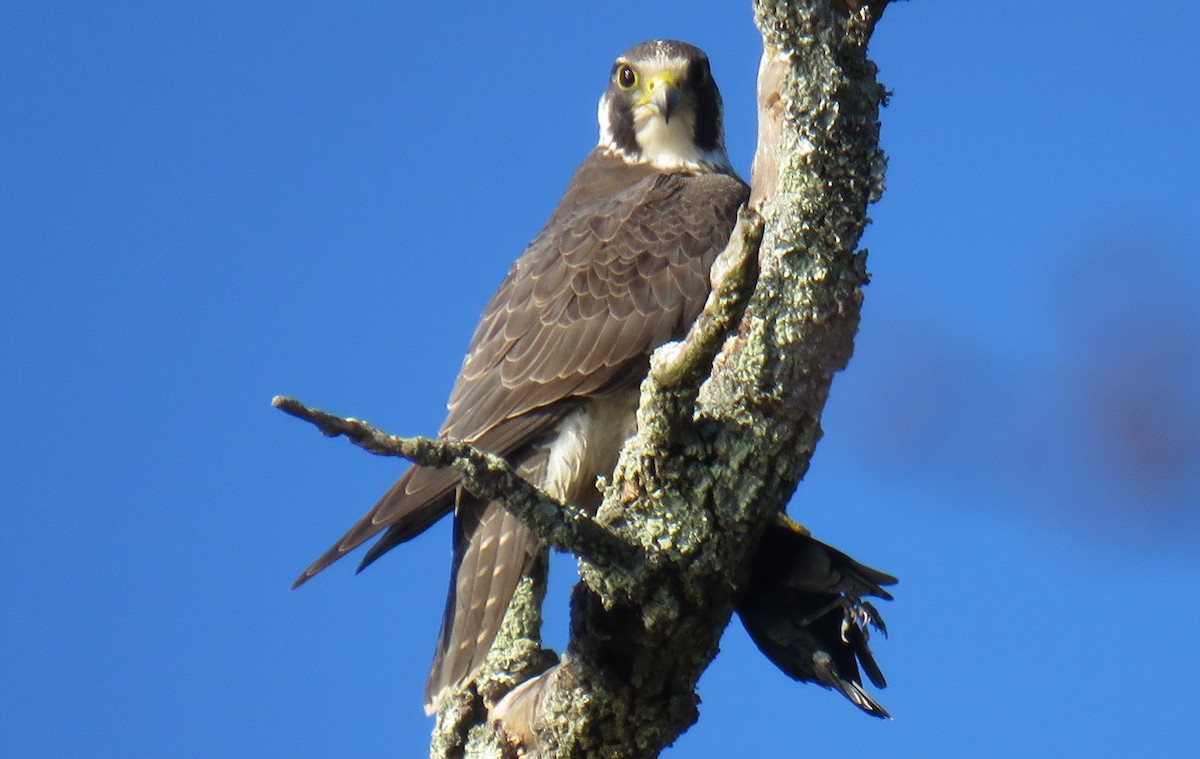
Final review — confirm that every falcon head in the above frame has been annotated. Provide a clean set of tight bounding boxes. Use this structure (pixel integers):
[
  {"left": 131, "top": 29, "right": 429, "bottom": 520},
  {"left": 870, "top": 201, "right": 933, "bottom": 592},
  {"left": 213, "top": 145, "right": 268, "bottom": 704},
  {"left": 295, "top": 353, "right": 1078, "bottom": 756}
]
[{"left": 598, "top": 40, "right": 733, "bottom": 173}]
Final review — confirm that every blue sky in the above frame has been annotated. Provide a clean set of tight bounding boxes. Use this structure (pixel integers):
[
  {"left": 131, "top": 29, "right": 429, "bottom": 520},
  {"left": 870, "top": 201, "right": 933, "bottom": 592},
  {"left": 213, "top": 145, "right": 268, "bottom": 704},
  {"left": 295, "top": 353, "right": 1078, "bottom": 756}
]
[{"left": 3, "top": 1, "right": 1198, "bottom": 756}]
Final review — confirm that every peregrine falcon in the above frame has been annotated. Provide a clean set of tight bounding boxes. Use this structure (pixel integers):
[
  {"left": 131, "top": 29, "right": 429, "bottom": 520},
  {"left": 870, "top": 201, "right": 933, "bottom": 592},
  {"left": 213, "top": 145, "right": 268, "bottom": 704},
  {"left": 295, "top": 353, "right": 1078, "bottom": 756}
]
[
  {"left": 294, "top": 39, "right": 895, "bottom": 721},
  {"left": 294, "top": 40, "right": 750, "bottom": 713}
]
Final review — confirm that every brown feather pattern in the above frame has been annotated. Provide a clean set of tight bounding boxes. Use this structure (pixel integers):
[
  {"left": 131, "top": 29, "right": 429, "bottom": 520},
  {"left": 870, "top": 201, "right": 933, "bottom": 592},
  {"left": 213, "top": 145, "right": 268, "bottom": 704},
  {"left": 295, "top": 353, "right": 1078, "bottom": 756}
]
[{"left": 294, "top": 146, "right": 748, "bottom": 712}]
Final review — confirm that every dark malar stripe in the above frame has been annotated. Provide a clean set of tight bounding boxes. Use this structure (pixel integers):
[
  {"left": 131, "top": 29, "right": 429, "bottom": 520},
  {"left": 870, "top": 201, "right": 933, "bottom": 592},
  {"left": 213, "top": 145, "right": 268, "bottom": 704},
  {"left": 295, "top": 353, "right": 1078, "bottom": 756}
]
[
  {"left": 691, "top": 74, "right": 723, "bottom": 153},
  {"left": 605, "top": 91, "right": 640, "bottom": 157}
]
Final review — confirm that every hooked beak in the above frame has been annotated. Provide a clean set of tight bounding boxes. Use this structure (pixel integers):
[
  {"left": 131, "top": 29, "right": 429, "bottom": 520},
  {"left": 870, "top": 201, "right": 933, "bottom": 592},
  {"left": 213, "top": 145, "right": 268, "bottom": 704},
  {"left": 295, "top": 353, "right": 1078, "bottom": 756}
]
[{"left": 645, "top": 74, "right": 683, "bottom": 124}]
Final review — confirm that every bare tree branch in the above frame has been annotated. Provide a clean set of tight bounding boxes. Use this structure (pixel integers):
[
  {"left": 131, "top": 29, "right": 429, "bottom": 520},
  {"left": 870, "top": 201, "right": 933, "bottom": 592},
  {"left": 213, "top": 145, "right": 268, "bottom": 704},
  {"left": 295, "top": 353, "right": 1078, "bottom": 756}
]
[
  {"left": 276, "top": 0, "right": 891, "bottom": 755},
  {"left": 649, "top": 207, "right": 764, "bottom": 392},
  {"left": 271, "top": 396, "right": 637, "bottom": 571},
  {"left": 473, "top": 2, "right": 892, "bottom": 756}
]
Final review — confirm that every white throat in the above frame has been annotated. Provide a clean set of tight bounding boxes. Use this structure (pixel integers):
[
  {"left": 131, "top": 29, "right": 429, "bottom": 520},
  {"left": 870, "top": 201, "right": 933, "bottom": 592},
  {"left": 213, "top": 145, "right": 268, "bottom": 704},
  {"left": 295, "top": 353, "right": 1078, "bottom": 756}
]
[
  {"left": 597, "top": 98, "right": 731, "bottom": 173},
  {"left": 634, "top": 110, "right": 727, "bottom": 171}
]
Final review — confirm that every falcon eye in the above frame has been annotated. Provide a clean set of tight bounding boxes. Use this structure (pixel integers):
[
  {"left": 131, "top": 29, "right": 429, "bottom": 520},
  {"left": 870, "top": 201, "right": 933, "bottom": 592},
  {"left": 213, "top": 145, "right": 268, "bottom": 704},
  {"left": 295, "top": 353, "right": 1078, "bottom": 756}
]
[
  {"left": 616, "top": 64, "right": 637, "bottom": 90},
  {"left": 690, "top": 60, "right": 711, "bottom": 88}
]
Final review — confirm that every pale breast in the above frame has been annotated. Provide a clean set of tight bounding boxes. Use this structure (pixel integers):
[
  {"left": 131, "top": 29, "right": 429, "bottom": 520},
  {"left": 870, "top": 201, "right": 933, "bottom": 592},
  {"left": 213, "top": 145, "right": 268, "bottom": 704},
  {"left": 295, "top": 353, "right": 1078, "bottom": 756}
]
[{"left": 542, "top": 389, "right": 640, "bottom": 511}]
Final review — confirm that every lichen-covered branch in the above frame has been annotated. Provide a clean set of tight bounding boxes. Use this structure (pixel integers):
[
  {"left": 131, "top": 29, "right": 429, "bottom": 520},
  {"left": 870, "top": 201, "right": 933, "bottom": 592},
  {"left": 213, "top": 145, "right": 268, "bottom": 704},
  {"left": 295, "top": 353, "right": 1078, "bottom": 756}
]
[
  {"left": 649, "top": 207, "right": 764, "bottom": 392},
  {"left": 475, "top": 2, "right": 891, "bottom": 756},
  {"left": 631, "top": 207, "right": 764, "bottom": 455},
  {"left": 277, "top": 0, "right": 890, "bottom": 753},
  {"left": 271, "top": 396, "right": 637, "bottom": 571}
]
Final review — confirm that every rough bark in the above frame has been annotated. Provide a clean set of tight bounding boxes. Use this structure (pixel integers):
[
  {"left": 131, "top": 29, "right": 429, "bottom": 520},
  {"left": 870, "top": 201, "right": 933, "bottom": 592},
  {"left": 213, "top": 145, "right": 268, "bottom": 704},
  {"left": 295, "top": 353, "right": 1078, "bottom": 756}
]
[
  {"left": 446, "top": 2, "right": 889, "bottom": 754},
  {"left": 278, "top": 1, "right": 889, "bottom": 756},
  {"left": 493, "top": 3, "right": 889, "bottom": 755}
]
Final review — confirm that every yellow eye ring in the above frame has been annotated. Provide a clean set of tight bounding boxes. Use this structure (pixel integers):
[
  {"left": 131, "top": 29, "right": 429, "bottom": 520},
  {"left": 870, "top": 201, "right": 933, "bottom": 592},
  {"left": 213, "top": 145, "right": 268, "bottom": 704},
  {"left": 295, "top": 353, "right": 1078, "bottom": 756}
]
[{"left": 616, "top": 64, "right": 637, "bottom": 90}]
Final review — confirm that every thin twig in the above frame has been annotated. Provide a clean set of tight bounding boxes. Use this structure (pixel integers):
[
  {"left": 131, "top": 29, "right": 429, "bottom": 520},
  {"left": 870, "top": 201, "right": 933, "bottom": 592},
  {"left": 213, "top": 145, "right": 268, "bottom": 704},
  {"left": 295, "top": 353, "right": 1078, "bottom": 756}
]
[
  {"left": 272, "top": 396, "right": 639, "bottom": 569},
  {"left": 650, "top": 207, "right": 765, "bottom": 390}
]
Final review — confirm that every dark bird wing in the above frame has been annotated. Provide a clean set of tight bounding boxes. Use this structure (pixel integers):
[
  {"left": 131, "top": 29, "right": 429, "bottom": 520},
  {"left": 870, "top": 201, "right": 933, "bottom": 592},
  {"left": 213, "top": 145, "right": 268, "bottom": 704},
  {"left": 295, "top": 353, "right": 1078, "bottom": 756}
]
[
  {"left": 293, "top": 149, "right": 748, "bottom": 711},
  {"left": 737, "top": 515, "right": 897, "bottom": 718}
]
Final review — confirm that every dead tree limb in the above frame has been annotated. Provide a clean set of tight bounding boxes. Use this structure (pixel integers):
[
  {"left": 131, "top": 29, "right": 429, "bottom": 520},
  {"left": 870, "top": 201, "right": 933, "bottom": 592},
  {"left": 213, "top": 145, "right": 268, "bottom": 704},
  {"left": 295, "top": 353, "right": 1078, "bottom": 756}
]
[
  {"left": 464, "top": 2, "right": 892, "bottom": 756},
  {"left": 276, "top": 1, "right": 890, "bottom": 755}
]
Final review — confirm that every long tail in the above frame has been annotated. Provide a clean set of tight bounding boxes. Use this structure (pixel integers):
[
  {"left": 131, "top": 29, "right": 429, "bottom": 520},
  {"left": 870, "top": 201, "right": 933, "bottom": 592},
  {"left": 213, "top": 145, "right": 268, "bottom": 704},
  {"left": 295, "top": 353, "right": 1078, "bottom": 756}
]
[
  {"left": 423, "top": 449, "right": 549, "bottom": 714},
  {"left": 291, "top": 466, "right": 458, "bottom": 589}
]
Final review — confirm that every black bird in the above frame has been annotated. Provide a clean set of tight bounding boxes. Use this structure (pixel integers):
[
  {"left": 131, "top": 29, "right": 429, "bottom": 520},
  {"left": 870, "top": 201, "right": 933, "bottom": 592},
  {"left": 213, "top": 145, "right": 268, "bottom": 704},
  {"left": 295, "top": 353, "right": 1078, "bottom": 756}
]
[{"left": 737, "top": 514, "right": 897, "bottom": 718}]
